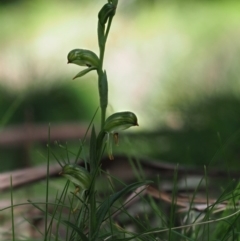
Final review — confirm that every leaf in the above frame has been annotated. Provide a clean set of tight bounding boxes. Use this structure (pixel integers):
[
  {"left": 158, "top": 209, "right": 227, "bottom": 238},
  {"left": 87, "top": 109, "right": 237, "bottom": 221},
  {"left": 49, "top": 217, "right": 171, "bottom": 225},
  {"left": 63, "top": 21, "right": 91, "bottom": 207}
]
[
  {"left": 98, "top": 22, "right": 105, "bottom": 48},
  {"left": 99, "top": 70, "right": 108, "bottom": 109},
  {"left": 89, "top": 125, "right": 97, "bottom": 172},
  {"left": 73, "top": 66, "right": 97, "bottom": 80},
  {"left": 92, "top": 181, "right": 152, "bottom": 241},
  {"left": 64, "top": 220, "right": 88, "bottom": 241}
]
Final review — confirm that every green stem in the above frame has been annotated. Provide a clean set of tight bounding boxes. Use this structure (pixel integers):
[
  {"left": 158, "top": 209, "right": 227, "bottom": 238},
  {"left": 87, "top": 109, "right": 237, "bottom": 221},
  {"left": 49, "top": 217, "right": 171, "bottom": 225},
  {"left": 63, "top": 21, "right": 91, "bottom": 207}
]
[
  {"left": 88, "top": 9, "right": 115, "bottom": 241},
  {"left": 98, "top": 17, "right": 114, "bottom": 130},
  {"left": 99, "top": 45, "right": 105, "bottom": 72}
]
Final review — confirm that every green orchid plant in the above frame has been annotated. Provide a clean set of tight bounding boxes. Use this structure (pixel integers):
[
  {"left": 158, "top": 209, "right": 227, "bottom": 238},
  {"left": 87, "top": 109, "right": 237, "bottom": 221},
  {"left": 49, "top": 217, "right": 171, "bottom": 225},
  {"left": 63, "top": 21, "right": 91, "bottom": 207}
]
[
  {"left": 66, "top": 0, "right": 138, "bottom": 167},
  {"left": 60, "top": 1, "right": 151, "bottom": 240}
]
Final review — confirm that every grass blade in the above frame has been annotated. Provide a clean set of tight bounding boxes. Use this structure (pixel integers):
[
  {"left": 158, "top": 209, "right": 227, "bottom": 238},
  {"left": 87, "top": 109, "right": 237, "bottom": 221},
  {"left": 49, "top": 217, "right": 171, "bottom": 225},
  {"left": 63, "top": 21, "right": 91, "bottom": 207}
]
[{"left": 92, "top": 181, "right": 152, "bottom": 240}]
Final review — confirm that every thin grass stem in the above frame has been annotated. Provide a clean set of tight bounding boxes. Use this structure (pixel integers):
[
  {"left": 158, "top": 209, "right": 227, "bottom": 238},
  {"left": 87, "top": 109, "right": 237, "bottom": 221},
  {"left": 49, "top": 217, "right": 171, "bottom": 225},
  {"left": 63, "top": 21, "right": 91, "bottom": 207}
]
[
  {"left": 44, "top": 124, "right": 51, "bottom": 241},
  {"left": 10, "top": 176, "right": 15, "bottom": 241}
]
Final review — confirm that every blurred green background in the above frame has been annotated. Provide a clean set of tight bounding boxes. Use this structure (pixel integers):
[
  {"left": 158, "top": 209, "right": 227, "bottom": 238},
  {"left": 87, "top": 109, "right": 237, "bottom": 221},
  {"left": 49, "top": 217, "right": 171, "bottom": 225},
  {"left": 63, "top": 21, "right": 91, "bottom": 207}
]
[{"left": 1, "top": 0, "right": 240, "bottom": 171}]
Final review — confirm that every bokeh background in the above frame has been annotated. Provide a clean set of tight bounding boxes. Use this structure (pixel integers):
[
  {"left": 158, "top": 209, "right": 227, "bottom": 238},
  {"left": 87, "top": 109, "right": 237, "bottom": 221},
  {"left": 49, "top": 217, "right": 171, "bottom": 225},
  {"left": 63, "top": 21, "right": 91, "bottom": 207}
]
[{"left": 1, "top": 0, "right": 240, "bottom": 171}]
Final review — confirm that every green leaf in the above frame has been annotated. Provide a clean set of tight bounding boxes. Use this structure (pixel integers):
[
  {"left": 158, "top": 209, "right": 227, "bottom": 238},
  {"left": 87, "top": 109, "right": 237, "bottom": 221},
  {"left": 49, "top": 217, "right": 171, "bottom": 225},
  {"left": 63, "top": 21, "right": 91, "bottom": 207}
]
[
  {"left": 98, "top": 21, "right": 105, "bottom": 49},
  {"left": 99, "top": 70, "right": 108, "bottom": 110},
  {"left": 92, "top": 181, "right": 152, "bottom": 241},
  {"left": 89, "top": 125, "right": 97, "bottom": 172},
  {"left": 64, "top": 220, "right": 88, "bottom": 241},
  {"left": 72, "top": 66, "right": 97, "bottom": 80},
  {"left": 96, "top": 130, "right": 107, "bottom": 160},
  {"left": 112, "top": 0, "right": 118, "bottom": 6}
]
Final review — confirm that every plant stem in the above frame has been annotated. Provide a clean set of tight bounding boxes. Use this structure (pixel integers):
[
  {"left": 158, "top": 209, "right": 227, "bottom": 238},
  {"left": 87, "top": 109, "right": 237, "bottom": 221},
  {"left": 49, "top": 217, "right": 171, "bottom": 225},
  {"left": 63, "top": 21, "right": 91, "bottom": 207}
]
[
  {"left": 10, "top": 176, "right": 15, "bottom": 241},
  {"left": 88, "top": 10, "right": 115, "bottom": 241},
  {"left": 98, "top": 17, "right": 114, "bottom": 130}
]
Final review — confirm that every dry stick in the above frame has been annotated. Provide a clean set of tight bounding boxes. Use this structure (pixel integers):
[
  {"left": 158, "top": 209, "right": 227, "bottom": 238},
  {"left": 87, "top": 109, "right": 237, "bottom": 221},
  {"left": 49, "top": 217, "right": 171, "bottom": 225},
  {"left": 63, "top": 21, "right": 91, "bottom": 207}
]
[
  {"left": 0, "top": 161, "right": 84, "bottom": 191},
  {"left": 110, "top": 185, "right": 239, "bottom": 221},
  {"left": 0, "top": 123, "right": 88, "bottom": 146},
  {"left": 1, "top": 155, "right": 239, "bottom": 191}
]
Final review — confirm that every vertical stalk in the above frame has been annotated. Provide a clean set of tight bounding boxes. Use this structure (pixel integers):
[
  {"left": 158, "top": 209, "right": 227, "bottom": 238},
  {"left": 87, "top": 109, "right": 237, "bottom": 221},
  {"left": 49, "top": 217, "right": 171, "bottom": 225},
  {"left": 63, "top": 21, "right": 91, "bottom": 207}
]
[
  {"left": 98, "top": 16, "right": 114, "bottom": 130},
  {"left": 66, "top": 2, "right": 118, "bottom": 240},
  {"left": 10, "top": 176, "right": 15, "bottom": 241},
  {"left": 89, "top": 3, "right": 116, "bottom": 239},
  {"left": 97, "top": 69, "right": 107, "bottom": 130},
  {"left": 98, "top": 15, "right": 114, "bottom": 130}
]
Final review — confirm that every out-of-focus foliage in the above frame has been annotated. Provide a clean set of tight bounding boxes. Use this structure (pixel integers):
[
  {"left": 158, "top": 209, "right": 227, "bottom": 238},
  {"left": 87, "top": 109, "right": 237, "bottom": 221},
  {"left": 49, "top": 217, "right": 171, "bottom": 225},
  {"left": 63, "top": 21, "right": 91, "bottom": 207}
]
[
  {"left": 0, "top": 83, "right": 94, "bottom": 125},
  {"left": 155, "top": 95, "right": 240, "bottom": 168},
  {"left": 119, "top": 94, "right": 240, "bottom": 171},
  {"left": 0, "top": 0, "right": 100, "bottom": 171},
  {"left": 0, "top": 0, "right": 18, "bottom": 5},
  {"left": 0, "top": 81, "right": 97, "bottom": 171},
  {"left": 0, "top": 0, "right": 240, "bottom": 171},
  {"left": 0, "top": 0, "right": 89, "bottom": 5}
]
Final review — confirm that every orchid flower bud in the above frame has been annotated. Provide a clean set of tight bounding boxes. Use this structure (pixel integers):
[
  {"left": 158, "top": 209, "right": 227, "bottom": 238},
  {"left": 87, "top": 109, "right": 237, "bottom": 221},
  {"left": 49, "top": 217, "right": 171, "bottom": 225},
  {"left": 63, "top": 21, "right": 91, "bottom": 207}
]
[
  {"left": 103, "top": 111, "right": 138, "bottom": 133},
  {"left": 98, "top": 3, "right": 116, "bottom": 26},
  {"left": 67, "top": 49, "right": 100, "bottom": 68},
  {"left": 59, "top": 164, "right": 91, "bottom": 191}
]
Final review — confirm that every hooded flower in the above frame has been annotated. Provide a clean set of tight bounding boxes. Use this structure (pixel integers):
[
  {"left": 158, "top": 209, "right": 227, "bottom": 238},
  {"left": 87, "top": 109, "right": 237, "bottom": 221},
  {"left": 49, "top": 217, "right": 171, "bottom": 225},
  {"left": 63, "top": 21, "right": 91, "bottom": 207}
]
[
  {"left": 67, "top": 49, "right": 100, "bottom": 79},
  {"left": 103, "top": 111, "right": 138, "bottom": 160}
]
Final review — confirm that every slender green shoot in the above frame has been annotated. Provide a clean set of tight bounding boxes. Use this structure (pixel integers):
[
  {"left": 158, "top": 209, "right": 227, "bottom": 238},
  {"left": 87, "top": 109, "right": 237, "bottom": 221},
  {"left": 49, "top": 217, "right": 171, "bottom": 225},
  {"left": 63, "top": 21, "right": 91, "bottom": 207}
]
[{"left": 10, "top": 176, "right": 15, "bottom": 241}]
